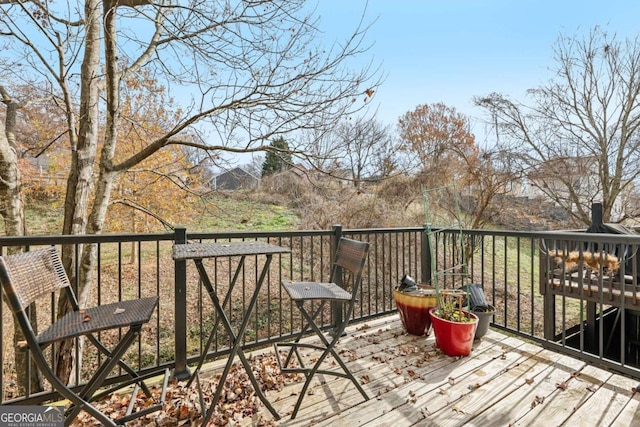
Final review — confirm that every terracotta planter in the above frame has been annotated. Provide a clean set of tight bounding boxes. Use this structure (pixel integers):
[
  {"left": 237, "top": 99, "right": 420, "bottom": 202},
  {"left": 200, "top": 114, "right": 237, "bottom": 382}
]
[
  {"left": 394, "top": 287, "right": 437, "bottom": 336},
  {"left": 429, "top": 308, "right": 478, "bottom": 356}
]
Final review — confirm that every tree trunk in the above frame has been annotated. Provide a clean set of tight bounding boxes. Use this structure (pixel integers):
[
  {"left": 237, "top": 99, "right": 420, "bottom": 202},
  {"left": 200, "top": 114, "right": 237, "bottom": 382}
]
[
  {"left": 55, "top": 0, "right": 102, "bottom": 383},
  {"left": 0, "top": 89, "right": 44, "bottom": 396}
]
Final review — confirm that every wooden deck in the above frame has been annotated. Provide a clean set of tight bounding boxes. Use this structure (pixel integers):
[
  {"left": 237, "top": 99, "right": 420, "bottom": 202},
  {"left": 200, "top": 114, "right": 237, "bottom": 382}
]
[
  {"left": 70, "top": 313, "right": 640, "bottom": 426},
  {"left": 224, "top": 314, "right": 640, "bottom": 427}
]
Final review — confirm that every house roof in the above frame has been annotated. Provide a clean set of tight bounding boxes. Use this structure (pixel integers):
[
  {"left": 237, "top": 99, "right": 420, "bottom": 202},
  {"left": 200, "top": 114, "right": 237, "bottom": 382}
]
[{"left": 212, "top": 167, "right": 259, "bottom": 181}]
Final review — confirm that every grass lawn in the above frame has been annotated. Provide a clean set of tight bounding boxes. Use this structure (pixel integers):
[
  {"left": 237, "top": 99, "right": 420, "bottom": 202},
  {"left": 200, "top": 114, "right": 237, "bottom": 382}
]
[{"left": 20, "top": 191, "right": 298, "bottom": 236}]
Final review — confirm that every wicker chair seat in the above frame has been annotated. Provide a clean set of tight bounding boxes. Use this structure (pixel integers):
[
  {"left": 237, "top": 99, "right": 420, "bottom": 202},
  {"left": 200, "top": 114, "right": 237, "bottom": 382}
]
[
  {"left": 282, "top": 281, "right": 352, "bottom": 301},
  {"left": 37, "top": 296, "right": 158, "bottom": 345}
]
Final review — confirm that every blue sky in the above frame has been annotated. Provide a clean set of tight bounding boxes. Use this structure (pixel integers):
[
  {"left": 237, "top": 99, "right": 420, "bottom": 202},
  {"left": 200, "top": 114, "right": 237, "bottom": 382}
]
[{"left": 314, "top": 0, "right": 640, "bottom": 143}]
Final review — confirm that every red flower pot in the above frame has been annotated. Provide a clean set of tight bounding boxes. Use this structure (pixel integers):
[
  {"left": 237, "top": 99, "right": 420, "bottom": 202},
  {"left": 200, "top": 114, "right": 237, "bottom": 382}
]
[{"left": 429, "top": 308, "right": 478, "bottom": 356}]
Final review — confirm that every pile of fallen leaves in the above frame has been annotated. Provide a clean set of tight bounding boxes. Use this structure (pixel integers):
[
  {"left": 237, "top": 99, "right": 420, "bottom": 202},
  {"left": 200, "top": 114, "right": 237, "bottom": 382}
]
[{"left": 72, "top": 353, "right": 302, "bottom": 426}]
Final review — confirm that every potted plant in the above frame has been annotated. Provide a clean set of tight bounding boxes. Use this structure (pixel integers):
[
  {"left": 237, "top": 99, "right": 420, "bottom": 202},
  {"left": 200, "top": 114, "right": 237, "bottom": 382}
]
[
  {"left": 429, "top": 289, "right": 478, "bottom": 356},
  {"left": 394, "top": 275, "right": 438, "bottom": 336},
  {"left": 422, "top": 184, "right": 478, "bottom": 356},
  {"left": 471, "top": 304, "right": 495, "bottom": 340},
  {"left": 460, "top": 283, "right": 495, "bottom": 341}
]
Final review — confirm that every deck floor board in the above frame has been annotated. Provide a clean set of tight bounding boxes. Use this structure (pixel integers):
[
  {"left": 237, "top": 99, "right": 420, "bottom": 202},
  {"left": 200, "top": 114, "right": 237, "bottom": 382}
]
[{"left": 198, "top": 314, "right": 640, "bottom": 426}]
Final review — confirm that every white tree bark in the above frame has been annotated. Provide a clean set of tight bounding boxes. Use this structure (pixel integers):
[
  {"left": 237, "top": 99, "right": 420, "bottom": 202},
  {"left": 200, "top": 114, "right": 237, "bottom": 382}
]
[
  {"left": 0, "top": 87, "right": 25, "bottom": 238},
  {"left": 0, "top": 87, "right": 42, "bottom": 395}
]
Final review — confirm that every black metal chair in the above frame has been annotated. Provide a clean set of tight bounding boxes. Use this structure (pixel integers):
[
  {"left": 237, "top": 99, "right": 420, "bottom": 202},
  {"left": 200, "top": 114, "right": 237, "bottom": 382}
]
[
  {"left": 274, "top": 237, "right": 370, "bottom": 419},
  {"left": 0, "top": 246, "right": 169, "bottom": 426}
]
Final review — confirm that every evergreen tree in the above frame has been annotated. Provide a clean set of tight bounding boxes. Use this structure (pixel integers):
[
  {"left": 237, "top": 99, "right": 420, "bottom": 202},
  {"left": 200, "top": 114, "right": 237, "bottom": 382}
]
[{"left": 262, "top": 137, "right": 293, "bottom": 177}]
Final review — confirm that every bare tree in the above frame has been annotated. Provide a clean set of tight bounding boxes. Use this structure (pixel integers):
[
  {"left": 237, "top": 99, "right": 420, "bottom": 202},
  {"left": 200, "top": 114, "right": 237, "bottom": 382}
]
[
  {"left": 0, "top": 0, "right": 382, "bottom": 384},
  {"left": 326, "top": 115, "right": 394, "bottom": 188},
  {"left": 243, "top": 155, "right": 264, "bottom": 178},
  {"left": 396, "top": 102, "right": 521, "bottom": 234},
  {"left": 475, "top": 26, "right": 640, "bottom": 225},
  {"left": 457, "top": 147, "right": 520, "bottom": 230},
  {"left": 299, "top": 126, "right": 343, "bottom": 172}
]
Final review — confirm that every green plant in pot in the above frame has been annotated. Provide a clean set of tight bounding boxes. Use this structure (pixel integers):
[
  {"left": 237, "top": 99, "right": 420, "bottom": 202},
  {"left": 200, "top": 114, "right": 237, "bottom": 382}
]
[
  {"left": 429, "top": 288, "right": 478, "bottom": 357},
  {"left": 423, "top": 185, "right": 478, "bottom": 357}
]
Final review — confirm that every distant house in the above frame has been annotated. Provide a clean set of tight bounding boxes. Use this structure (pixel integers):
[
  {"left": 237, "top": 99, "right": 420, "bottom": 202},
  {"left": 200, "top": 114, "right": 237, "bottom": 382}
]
[
  {"left": 526, "top": 156, "right": 631, "bottom": 221},
  {"left": 209, "top": 167, "right": 260, "bottom": 190}
]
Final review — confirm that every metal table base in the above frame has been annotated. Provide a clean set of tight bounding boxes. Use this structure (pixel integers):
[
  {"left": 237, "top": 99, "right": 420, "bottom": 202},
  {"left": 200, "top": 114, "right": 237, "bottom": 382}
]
[{"left": 173, "top": 242, "right": 290, "bottom": 424}]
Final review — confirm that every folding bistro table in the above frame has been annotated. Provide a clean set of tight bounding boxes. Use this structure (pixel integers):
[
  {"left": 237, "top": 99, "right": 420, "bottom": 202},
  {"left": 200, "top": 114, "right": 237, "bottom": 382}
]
[{"left": 172, "top": 241, "right": 290, "bottom": 424}]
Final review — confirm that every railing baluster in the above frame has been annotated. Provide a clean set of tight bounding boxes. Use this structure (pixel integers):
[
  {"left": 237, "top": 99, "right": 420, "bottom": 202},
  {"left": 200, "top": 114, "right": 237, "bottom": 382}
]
[{"left": 173, "top": 226, "right": 189, "bottom": 380}]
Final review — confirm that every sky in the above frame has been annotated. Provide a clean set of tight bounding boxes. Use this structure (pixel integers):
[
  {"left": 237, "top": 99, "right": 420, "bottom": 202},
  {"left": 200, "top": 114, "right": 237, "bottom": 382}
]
[{"left": 312, "top": 0, "right": 640, "bottom": 144}]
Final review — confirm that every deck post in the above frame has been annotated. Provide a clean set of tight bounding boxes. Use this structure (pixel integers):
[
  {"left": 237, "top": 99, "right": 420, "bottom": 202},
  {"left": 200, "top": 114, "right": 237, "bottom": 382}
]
[
  {"left": 332, "top": 224, "right": 344, "bottom": 333},
  {"left": 173, "top": 226, "right": 190, "bottom": 380}
]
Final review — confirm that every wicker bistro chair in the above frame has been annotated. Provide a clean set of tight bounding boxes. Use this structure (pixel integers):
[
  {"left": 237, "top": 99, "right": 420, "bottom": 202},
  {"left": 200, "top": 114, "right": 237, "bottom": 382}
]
[
  {"left": 0, "top": 246, "right": 169, "bottom": 426},
  {"left": 274, "top": 237, "right": 371, "bottom": 419}
]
